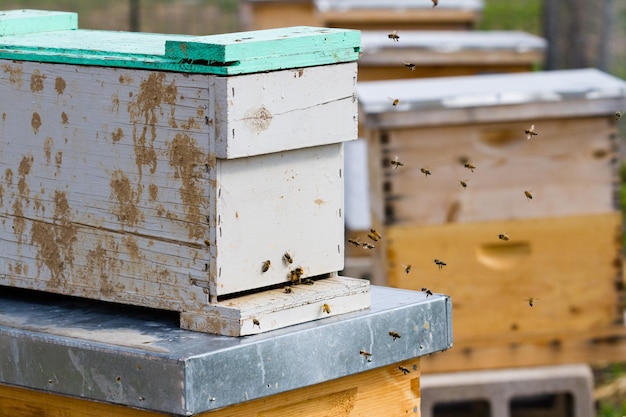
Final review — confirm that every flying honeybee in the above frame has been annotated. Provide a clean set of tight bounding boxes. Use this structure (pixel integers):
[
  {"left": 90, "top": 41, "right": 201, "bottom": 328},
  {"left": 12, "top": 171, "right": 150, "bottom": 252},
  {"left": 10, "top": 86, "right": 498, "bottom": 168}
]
[
  {"left": 524, "top": 190, "right": 533, "bottom": 200},
  {"left": 403, "top": 264, "right": 412, "bottom": 274},
  {"left": 390, "top": 156, "right": 405, "bottom": 169},
  {"left": 367, "top": 232, "right": 379, "bottom": 242},
  {"left": 322, "top": 303, "right": 331, "bottom": 314},
  {"left": 359, "top": 349, "right": 372, "bottom": 358},
  {"left": 399, "top": 366, "right": 411, "bottom": 375},
  {"left": 525, "top": 297, "right": 538, "bottom": 308},
  {"left": 460, "top": 179, "right": 468, "bottom": 188},
  {"left": 348, "top": 237, "right": 362, "bottom": 247},
  {"left": 388, "top": 31, "right": 400, "bottom": 42},
  {"left": 389, "top": 331, "right": 401, "bottom": 340},
  {"left": 524, "top": 124, "right": 538, "bottom": 140},
  {"left": 261, "top": 260, "right": 271, "bottom": 272},
  {"left": 421, "top": 287, "right": 433, "bottom": 297},
  {"left": 403, "top": 62, "right": 416, "bottom": 71},
  {"left": 464, "top": 162, "right": 476, "bottom": 172},
  {"left": 498, "top": 233, "right": 510, "bottom": 241},
  {"left": 432, "top": 0, "right": 438, "bottom": 7},
  {"left": 390, "top": 97, "right": 400, "bottom": 107},
  {"left": 616, "top": 111, "right": 622, "bottom": 120},
  {"left": 283, "top": 252, "right": 293, "bottom": 264},
  {"left": 370, "top": 228, "right": 383, "bottom": 240},
  {"left": 362, "top": 242, "right": 375, "bottom": 250},
  {"left": 420, "top": 167, "right": 431, "bottom": 176},
  {"left": 433, "top": 259, "right": 446, "bottom": 269}
]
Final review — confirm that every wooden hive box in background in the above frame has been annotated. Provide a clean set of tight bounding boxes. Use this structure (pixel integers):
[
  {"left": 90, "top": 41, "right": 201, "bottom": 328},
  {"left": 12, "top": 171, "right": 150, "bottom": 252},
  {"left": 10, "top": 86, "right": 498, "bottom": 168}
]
[
  {"left": 0, "top": 10, "right": 367, "bottom": 336},
  {"left": 357, "top": 69, "right": 626, "bottom": 372},
  {"left": 358, "top": 30, "right": 546, "bottom": 82},
  {"left": 240, "top": 0, "right": 484, "bottom": 31}
]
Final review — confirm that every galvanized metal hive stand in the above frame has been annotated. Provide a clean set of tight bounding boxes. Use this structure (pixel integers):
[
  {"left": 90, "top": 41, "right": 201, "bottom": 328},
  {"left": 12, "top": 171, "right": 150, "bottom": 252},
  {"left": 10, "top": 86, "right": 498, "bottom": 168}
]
[{"left": 0, "top": 9, "right": 372, "bottom": 337}]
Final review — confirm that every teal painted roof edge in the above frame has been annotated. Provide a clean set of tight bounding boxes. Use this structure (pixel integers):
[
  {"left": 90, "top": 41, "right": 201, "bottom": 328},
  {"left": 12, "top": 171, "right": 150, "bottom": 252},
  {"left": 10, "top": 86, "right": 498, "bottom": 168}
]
[
  {"left": 0, "top": 9, "right": 77, "bottom": 36},
  {"left": 0, "top": 10, "right": 361, "bottom": 74}
]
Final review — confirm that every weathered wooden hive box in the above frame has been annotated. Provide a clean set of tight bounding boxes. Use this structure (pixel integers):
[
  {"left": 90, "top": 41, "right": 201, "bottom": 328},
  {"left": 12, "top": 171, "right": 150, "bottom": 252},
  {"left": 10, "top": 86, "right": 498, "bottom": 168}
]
[
  {"left": 358, "top": 30, "right": 546, "bottom": 82},
  {"left": 241, "top": 0, "right": 484, "bottom": 31},
  {"left": 358, "top": 69, "right": 626, "bottom": 371},
  {"left": 0, "top": 9, "right": 368, "bottom": 336}
]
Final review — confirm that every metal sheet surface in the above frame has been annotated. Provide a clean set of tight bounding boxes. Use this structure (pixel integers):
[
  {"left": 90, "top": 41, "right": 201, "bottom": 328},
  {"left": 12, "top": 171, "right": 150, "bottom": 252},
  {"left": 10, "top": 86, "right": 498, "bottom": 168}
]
[{"left": 0, "top": 285, "right": 452, "bottom": 415}]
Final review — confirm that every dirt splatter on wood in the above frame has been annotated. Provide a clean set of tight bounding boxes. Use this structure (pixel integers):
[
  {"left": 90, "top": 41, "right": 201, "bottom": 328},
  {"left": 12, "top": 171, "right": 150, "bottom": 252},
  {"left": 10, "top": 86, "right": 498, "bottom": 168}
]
[
  {"left": 148, "top": 183, "right": 159, "bottom": 202},
  {"left": 111, "top": 93, "right": 120, "bottom": 113},
  {"left": 2, "top": 63, "right": 23, "bottom": 89},
  {"left": 119, "top": 74, "right": 133, "bottom": 84},
  {"left": 54, "top": 76, "right": 66, "bottom": 95},
  {"left": 31, "top": 112, "right": 42, "bottom": 134},
  {"left": 110, "top": 169, "right": 143, "bottom": 227},
  {"left": 18, "top": 154, "right": 34, "bottom": 200},
  {"left": 112, "top": 127, "right": 124, "bottom": 143},
  {"left": 244, "top": 105, "right": 273, "bottom": 132},
  {"left": 30, "top": 70, "right": 46, "bottom": 93},
  {"left": 4, "top": 168, "right": 13, "bottom": 186},
  {"left": 61, "top": 112, "right": 69, "bottom": 125},
  {"left": 44, "top": 137, "right": 54, "bottom": 164}
]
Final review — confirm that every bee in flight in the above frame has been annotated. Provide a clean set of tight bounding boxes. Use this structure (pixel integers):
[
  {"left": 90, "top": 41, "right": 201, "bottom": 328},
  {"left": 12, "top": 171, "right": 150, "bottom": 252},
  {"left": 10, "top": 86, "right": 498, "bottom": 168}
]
[
  {"left": 460, "top": 179, "right": 468, "bottom": 189},
  {"left": 398, "top": 366, "right": 411, "bottom": 375},
  {"left": 420, "top": 167, "right": 431, "bottom": 177},
  {"left": 370, "top": 228, "right": 383, "bottom": 240},
  {"left": 433, "top": 259, "right": 446, "bottom": 269},
  {"left": 367, "top": 231, "right": 380, "bottom": 242},
  {"left": 432, "top": 0, "right": 438, "bottom": 7},
  {"left": 390, "top": 97, "right": 400, "bottom": 107},
  {"left": 525, "top": 297, "right": 538, "bottom": 308},
  {"left": 421, "top": 287, "right": 433, "bottom": 297},
  {"left": 616, "top": 111, "right": 622, "bottom": 120},
  {"left": 389, "top": 331, "right": 401, "bottom": 340},
  {"left": 261, "top": 260, "right": 271, "bottom": 272},
  {"left": 362, "top": 242, "right": 375, "bottom": 250},
  {"left": 390, "top": 156, "right": 405, "bottom": 169},
  {"left": 283, "top": 252, "right": 293, "bottom": 265},
  {"left": 388, "top": 31, "right": 400, "bottom": 42},
  {"left": 348, "top": 237, "right": 362, "bottom": 247},
  {"left": 402, "top": 264, "right": 412, "bottom": 274},
  {"left": 525, "top": 124, "right": 538, "bottom": 140},
  {"left": 464, "top": 162, "right": 476, "bottom": 172},
  {"left": 322, "top": 303, "right": 331, "bottom": 314},
  {"left": 524, "top": 190, "right": 533, "bottom": 200},
  {"left": 498, "top": 233, "right": 510, "bottom": 241},
  {"left": 359, "top": 349, "right": 372, "bottom": 358},
  {"left": 403, "top": 62, "right": 416, "bottom": 71}
]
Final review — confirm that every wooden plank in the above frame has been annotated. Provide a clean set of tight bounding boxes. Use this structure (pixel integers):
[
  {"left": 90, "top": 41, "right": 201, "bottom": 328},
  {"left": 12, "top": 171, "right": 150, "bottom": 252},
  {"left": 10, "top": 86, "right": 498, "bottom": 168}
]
[
  {"left": 213, "top": 63, "right": 358, "bottom": 159},
  {"left": 0, "top": 358, "right": 421, "bottom": 416},
  {"left": 0, "top": 9, "right": 77, "bottom": 36},
  {"left": 357, "top": 64, "right": 538, "bottom": 82},
  {"left": 368, "top": 117, "right": 618, "bottom": 225},
  {"left": 239, "top": 1, "right": 322, "bottom": 30},
  {"left": 384, "top": 213, "right": 622, "bottom": 342}
]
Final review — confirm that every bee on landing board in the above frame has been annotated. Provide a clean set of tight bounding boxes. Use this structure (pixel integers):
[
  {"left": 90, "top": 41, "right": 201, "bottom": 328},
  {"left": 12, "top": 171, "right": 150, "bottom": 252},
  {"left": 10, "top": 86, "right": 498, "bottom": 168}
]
[
  {"left": 322, "top": 303, "right": 331, "bottom": 314},
  {"left": 525, "top": 124, "right": 538, "bottom": 140},
  {"left": 283, "top": 286, "right": 293, "bottom": 294},
  {"left": 464, "top": 162, "right": 476, "bottom": 172},
  {"left": 498, "top": 233, "right": 510, "bottom": 241},
  {"left": 420, "top": 167, "right": 432, "bottom": 177},
  {"left": 524, "top": 190, "right": 533, "bottom": 201},
  {"left": 388, "top": 31, "right": 400, "bottom": 42},
  {"left": 253, "top": 318, "right": 261, "bottom": 328},
  {"left": 390, "top": 156, "right": 405, "bottom": 169},
  {"left": 433, "top": 259, "right": 446, "bottom": 269}
]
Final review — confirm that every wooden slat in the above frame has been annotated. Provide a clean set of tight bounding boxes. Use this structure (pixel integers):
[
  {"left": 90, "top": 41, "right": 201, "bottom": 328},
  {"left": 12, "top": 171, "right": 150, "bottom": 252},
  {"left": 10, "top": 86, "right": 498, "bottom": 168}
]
[
  {"left": 0, "top": 9, "right": 77, "bottom": 36},
  {"left": 0, "top": 359, "right": 421, "bottom": 417},
  {"left": 385, "top": 213, "right": 622, "bottom": 342},
  {"left": 239, "top": 1, "right": 322, "bottom": 30},
  {"left": 357, "top": 64, "right": 537, "bottom": 82}
]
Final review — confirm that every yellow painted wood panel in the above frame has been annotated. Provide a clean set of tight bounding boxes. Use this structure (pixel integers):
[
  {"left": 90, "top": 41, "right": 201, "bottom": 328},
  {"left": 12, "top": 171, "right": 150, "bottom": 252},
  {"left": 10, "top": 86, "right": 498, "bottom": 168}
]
[
  {"left": 386, "top": 213, "right": 622, "bottom": 341},
  {"left": 0, "top": 359, "right": 420, "bottom": 417}
]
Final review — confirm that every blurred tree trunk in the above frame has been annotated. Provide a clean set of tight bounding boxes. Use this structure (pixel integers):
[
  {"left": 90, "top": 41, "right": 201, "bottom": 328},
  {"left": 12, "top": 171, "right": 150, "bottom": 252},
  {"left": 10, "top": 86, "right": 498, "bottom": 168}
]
[{"left": 130, "top": 0, "right": 140, "bottom": 32}]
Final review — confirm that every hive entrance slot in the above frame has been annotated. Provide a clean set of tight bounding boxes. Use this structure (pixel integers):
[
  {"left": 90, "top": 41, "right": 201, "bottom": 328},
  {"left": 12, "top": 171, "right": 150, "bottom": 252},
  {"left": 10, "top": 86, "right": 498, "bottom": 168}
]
[{"left": 215, "top": 272, "right": 333, "bottom": 302}]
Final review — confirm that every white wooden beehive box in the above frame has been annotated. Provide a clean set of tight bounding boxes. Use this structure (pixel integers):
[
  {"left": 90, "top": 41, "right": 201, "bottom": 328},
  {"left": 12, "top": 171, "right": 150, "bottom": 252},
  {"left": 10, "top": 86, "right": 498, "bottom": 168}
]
[{"left": 0, "top": 9, "right": 369, "bottom": 336}]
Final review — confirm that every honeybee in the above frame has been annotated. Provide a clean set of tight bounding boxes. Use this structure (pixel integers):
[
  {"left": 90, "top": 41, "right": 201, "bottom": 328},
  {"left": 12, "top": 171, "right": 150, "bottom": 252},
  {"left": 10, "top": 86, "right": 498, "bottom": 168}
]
[
  {"left": 302, "top": 278, "right": 315, "bottom": 285},
  {"left": 322, "top": 303, "right": 331, "bottom": 314},
  {"left": 283, "top": 286, "right": 293, "bottom": 294},
  {"left": 432, "top": 0, "right": 438, "bottom": 7},
  {"left": 359, "top": 349, "right": 372, "bottom": 358},
  {"left": 261, "top": 260, "right": 271, "bottom": 272},
  {"left": 498, "top": 233, "right": 510, "bottom": 241},
  {"left": 389, "top": 97, "right": 400, "bottom": 107},
  {"left": 362, "top": 242, "right": 375, "bottom": 250},
  {"left": 524, "top": 190, "right": 533, "bottom": 200},
  {"left": 289, "top": 267, "right": 304, "bottom": 284},
  {"left": 525, "top": 297, "right": 538, "bottom": 307},
  {"left": 348, "top": 237, "right": 362, "bottom": 247},
  {"left": 460, "top": 179, "right": 468, "bottom": 188},
  {"left": 403, "top": 264, "right": 412, "bottom": 274},
  {"left": 389, "top": 331, "right": 401, "bottom": 340},
  {"left": 253, "top": 318, "right": 261, "bottom": 328},
  {"left": 524, "top": 124, "right": 538, "bottom": 140},
  {"left": 433, "top": 259, "right": 446, "bottom": 269},
  {"left": 616, "top": 111, "right": 622, "bottom": 120},
  {"left": 398, "top": 366, "right": 411, "bottom": 375},
  {"left": 421, "top": 287, "right": 433, "bottom": 296},
  {"left": 203, "top": 239, "right": 211, "bottom": 246},
  {"left": 388, "top": 31, "right": 400, "bottom": 42},
  {"left": 370, "top": 228, "right": 383, "bottom": 240},
  {"left": 420, "top": 167, "right": 431, "bottom": 177},
  {"left": 403, "top": 62, "right": 416, "bottom": 71},
  {"left": 283, "top": 252, "right": 293, "bottom": 265},
  {"left": 464, "top": 162, "right": 476, "bottom": 172},
  {"left": 390, "top": 156, "right": 405, "bottom": 169}
]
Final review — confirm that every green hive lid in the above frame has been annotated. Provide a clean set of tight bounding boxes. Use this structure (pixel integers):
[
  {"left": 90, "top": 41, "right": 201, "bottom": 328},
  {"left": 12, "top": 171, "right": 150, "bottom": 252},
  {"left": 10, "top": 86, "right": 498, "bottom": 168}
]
[{"left": 0, "top": 9, "right": 361, "bottom": 75}]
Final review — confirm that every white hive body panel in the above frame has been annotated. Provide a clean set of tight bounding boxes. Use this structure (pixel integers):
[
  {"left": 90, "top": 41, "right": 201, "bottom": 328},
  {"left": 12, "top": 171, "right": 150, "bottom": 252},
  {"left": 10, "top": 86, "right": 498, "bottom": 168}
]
[
  {"left": 0, "top": 59, "right": 211, "bottom": 309},
  {"left": 212, "top": 143, "right": 345, "bottom": 296},
  {"left": 214, "top": 63, "right": 358, "bottom": 159}
]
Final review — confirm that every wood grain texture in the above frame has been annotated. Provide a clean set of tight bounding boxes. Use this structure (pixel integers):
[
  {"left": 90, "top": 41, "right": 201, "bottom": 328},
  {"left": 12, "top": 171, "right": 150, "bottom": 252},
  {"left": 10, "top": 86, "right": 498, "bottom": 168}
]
[
  {"left": 385, "top": 213, "right": 623, "bottom": 341},
  {"left": 0, "top": 358, "right": 421, "bottom": 417}
]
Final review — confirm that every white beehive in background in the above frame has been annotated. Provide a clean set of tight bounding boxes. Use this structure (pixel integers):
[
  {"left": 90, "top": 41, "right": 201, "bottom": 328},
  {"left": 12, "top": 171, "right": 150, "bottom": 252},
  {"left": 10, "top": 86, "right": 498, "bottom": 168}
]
[{"left": 0, "top": 9, "right": 368, "bottom": 336}]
